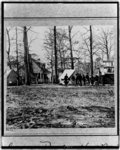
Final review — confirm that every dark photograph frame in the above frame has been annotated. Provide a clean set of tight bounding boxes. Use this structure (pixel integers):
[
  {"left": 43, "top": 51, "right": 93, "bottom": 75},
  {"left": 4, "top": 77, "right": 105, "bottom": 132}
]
[{"left": 1, "top": 1, "right": 119, "bottom": 148}]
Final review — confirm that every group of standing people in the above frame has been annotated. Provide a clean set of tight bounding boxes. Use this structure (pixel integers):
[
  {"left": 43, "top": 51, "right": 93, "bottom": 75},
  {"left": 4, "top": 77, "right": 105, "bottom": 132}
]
[
  {"left": 64, "top": 73, "right": 100, "bottom": 86},
  {"left": 75, "top": 73, "right": 91, "bottom": 86}
]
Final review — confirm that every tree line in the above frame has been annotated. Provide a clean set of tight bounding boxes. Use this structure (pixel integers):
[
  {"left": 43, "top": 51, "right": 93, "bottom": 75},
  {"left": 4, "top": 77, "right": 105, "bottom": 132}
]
[
  {"left": 44, "top": 26, "right": 114, "bottom": 83},
  {"left": 6, "top": 26, "right": 114, "bottom": 85}
]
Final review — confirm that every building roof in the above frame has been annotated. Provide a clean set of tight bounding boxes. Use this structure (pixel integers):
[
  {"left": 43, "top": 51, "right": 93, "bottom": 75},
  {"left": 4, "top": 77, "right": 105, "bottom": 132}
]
[
  {"left": 32, "top": 58, "right": 45, "bottom": 68},
  {"left": 7, "top": 69, "right": 12, "bottom": 76},
  {"left": 7, "top": 69, "right": 18, "bottom": 80},
  {"left": 7, "top": 69, "right": 18, "bottom": 77},
  {"left": 32, "top": 60, "right": 42, "bottom": 73},
  {"left": 31, "top": 58, "right": 50, "bottom": 74}
]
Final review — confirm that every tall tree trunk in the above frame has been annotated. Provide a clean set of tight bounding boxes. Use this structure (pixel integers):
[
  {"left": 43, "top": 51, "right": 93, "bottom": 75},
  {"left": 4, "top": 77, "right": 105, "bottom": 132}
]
[
  {"left": 16, "top": 27, "right": 19, "bottom": 85},
  {"left": 68, "top": 26, "right": 74, "bottom": 69},
  {"left": 23, "top": 26, "right": 30, "bottom": 85},
  {"left": 90, "top": 25, "right": 93, "bottom": 77},
  {"left": 6, "top": 29, "right": 11, "bottom": 69},
  {"left": 51, "top": 63, "right": 54, "bottom": 83},
  {"left": 63, "top": 51, "right": 66, "bottom": 69},
  {"left": 51, "top": 48, "right": 54, "bottom": 83},
  {"left": 106, "top": 40, "right": 109, "bottom": 60},
  {"left": 54, "top": 26, "right": 58, "bottom": 83},
  {"left": 101, "top": 49, "right": 104, "bottom": 61},
  {"left": 58, "top": 46, "right": 63, "bottom": 69}
]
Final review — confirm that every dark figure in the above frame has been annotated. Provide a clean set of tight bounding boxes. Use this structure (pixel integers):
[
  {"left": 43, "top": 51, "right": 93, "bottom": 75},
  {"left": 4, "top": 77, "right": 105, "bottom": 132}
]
[
  {"left": 72, "top": 75, "right": 75, "bottom": 81},
  {"left": 102, "top": 75, "right": 105, "bottom": 86},
  {"left": 86, "top": 73, "right": 90, "bottom": 85},
  {"left": 64, "top": 74, "right": 69, "bottom": 86},
  {"left": 76, "top": 73, "right": 79, "bottom": 85},
  {"left": 45, "top": 75, "right": 49, "bottom": 83},
  {"left": 95, "top": 75, "right": 99, "bottom": 86},
  {"left": 78, "top": 73, "right": 82, "bottom": 86},
  {"left": 72, "top": 75, "right": 76, "bottom": 85},
  {"left": 82, "top": 75, "right": 86, "bottom": 85},
  {"left": 98, "top": 70, "right": 102, "bottom": 84},
  {"left": 91, "top": 75, "right": 94, "bottom": 86},
  {"left": 108, "top": 68, "right": 111, "bottom": 73}
]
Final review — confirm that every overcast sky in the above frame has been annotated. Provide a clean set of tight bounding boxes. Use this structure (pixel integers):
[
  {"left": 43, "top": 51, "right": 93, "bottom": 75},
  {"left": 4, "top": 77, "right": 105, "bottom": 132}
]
[{"left": 6, "top": 25, "right": 114, "bottom": 64}]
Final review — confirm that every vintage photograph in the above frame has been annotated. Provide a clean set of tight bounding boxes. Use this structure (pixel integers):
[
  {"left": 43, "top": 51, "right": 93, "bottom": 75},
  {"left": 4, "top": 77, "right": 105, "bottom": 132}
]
[{"left": 5, "top": 25, "right": 115, "bottom": 130}]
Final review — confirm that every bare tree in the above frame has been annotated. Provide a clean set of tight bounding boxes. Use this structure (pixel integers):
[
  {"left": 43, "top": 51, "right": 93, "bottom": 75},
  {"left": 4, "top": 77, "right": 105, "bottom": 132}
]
[
  {"left": 6, "top": 27, "right": 25, "bottom": 70},
  {"left": 44, "top": 27, "right": 69, "bottom": 82},
  {"left": 23, "top": 26, "right": 31, "bottom": 85},
  {"left": 6, "top": 27, "right": 39, "bottom": 85},
  {"left": 97, "top": 28, "right": 113, "bottom": 60},
  {"left": 16, "top": 27, "right": 19, "bottom": 84},
  {"left": 6, "top": 28, "right": 12, "bottom": 69},
  {"left": 68, "top": 26, "right": 74, "bottom": 69},
  {"left": 44, "top": 28, "right": 54, "bottom": 82},
  {"left": 44, "top": 26, "right": 80, "bottom": 81},
  {"left": 90, "top": 25, "right": 93, "bottom": 77},
  {"left": 56, "top": 29, "right": 68, "bottom": 70},
  {"left": 54, "top": 26, "right": 58, "bottom": 83},
  {"left": 80, "top": 26, "right": 99, "bottom": 76}
]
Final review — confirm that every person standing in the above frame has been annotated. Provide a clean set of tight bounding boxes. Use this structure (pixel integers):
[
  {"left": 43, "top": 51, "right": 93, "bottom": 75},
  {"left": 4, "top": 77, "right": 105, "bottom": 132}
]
[
  {"left": 91, "top": 75, "right": 94, "bottom": 86},
  {"left": 76, "top": 73, "right": 79, "bottom": 85},
  {"left": 64, "top": 74, "right": 69, "bottom": 86},
  {"left": 82, "top": 74, "right": 86, "bottom": 86},
  {"left": 95, "top": 75, "right": 99, "bottom": 86},
  {"left": 86, "top": 73, "right": 90, "bottom": 85},
  {"left": 78, "top": 73, "right": 82, "bottom": 86},
  {"left": 72, "top": 75, "right": 76, "bottom": 85}
]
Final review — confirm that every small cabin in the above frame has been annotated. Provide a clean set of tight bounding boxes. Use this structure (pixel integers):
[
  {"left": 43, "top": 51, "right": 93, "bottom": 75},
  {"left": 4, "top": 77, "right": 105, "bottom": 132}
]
[
  {"left": 103, "top": 60, "right": 114, "bottom": 73},
  {"left": 31, "top": 59, "right": 50, "bottom": 84}
]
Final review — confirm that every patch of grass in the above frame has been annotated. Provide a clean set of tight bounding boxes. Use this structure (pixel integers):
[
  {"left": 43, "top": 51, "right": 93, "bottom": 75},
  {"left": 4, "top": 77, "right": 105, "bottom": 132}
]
[{"left": 6, "top": 85, "right": 115, "bottom": 129}]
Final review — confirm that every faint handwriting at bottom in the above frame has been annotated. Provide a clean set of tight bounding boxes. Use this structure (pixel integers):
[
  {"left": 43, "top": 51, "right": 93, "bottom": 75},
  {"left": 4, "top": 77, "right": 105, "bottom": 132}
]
[
  {"left": 101, "top": 143, "right": 108, "bottom": 146},
  {"left": 8, "top": 141, "right": 109, "bottom": 147},
  {"left": 40, "top": 141, "right": 51, "bottom": 146},
  {"left": 9, "top": 142, "right": 13, "bottom": 146}
]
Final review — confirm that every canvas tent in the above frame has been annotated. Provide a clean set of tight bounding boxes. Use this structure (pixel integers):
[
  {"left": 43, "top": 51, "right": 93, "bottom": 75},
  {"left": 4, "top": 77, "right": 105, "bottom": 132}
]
[
  {"left": 7, "top": 69, "right": 18, "bottom": 85},
  {"left": 59, "top": 69, "right": 75, "bottom": 85}
]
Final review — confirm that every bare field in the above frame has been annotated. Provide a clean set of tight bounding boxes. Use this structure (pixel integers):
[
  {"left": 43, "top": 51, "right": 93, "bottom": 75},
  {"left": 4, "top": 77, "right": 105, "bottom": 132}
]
[{"left": 6, "top": 84, "right": 115, "bottom": 129}]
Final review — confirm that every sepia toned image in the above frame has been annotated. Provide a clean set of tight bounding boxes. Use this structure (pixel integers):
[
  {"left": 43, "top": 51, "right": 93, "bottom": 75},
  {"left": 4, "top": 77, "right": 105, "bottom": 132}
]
[{"left": 6, "top": 25, "right": 115, "bottom": 130}]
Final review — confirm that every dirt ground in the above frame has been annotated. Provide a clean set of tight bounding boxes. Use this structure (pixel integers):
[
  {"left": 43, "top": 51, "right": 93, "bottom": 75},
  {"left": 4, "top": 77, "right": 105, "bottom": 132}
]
[{"left": 6, "top": 84, "right": 115, "bottom": 129}]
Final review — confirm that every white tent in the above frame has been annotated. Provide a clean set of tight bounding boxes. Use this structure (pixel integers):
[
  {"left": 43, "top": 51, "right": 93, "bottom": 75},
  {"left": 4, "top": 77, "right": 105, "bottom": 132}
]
[{"left": 59, "top": 69, "right": 75, "bottom": 85}]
